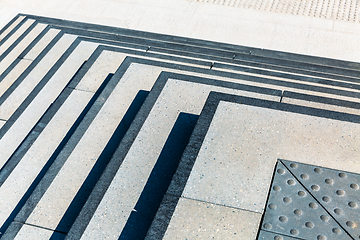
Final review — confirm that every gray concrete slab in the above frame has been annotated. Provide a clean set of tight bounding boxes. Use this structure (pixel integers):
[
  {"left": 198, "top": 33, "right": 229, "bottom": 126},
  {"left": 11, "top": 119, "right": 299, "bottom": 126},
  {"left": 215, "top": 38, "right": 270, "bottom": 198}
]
[
  {"left": 0, "top": 23, "right": 47, "bottom": 75},
  {"left": 78, "top": 77, "right": 279, "bottom": 239},
  {"left": 23, "top": 28, "right": 60, "bottom": 60},
  {"left": 212, "top": 64, "right": 360, "bottom": 89},
  {"left": 0, "top": 40, "right": 97, "bottom": 169},
  {"left": 0, "top": 19, "right": 35, "bottom": 56},
  {"left": 0, "top": 90, "right": 93, "bottom": 228},
  {"left": 0, "top": 15, "right": 25, "bottom": 40},
  {"left": 258, "top": 230, "right": 298, "bottom": 240},
  {"left": 282, "top": 96, "right": 360, "bottom": 115},
  {"left": 0, "top": 34, "right": 77, "bottom": 119},
  {"left": 212, "top": 66, "right": 360, "bottom": 108},
  {"left": 286, "top": 159, "right": 360, "bottom": 237},
  {"left": 162, "top": 197, "right": 261, "bottom": 239},
  {"left": 182, "top": 100, "right": 360, "bottom": 215}
]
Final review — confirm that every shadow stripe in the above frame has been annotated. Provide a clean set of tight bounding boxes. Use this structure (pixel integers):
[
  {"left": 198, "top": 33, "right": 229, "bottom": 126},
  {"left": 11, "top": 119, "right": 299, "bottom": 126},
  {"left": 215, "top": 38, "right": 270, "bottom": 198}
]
[
  {"left": 53, "top": 90, "right": 150, "bottom": 236},
  {"left": 0, "top": 30, "right": 64, "bottom": 103},
  {"left": 0, "top": 37, "right": 79, "bottom": 139},
  {"left": 0, "top": 70, "right": 116, "bottom": 238},
  {"left": 0, "top": 21, "right": 38, "bottom": 61},
  {"left": 64, "top": 68, "right": 282, "bottom": 240},
  {"left": 0, "top": 60, "right": 88, "bottom": 185},
  {"left": 7, "top": 58, "right": 134, "bottom": 238},
  {"left": 0, "top": 15, "right": 21, "bottom": 37},
  {"left": 119, "top": 112, "right": 198, "bottom": 240},
  {"left": 0, "top": 26, "right": 52, "bottom": 81},
  {"left": 0, "top": 16, "right": 27, "bottom": 48}
]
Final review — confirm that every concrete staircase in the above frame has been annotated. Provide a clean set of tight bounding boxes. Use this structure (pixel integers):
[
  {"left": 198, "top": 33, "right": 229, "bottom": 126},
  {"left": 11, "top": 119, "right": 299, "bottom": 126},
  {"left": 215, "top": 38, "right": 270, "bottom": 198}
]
[{"left": 0, "top": 14, "right": 359, "bottom": 240}]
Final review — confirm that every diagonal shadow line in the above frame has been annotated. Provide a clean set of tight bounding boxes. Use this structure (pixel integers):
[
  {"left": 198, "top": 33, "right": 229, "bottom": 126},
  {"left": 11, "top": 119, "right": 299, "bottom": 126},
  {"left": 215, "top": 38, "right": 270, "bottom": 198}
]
[
  {"left": 0, "top": 60, "right": 88, "bottom": 185},
  {"left": 0, "top": 73, "right": 113, "bottom": 238},
  {"left": 51, "top": 90, "right": 150, "bottom": 237},
  {"left": 118, "top": 112, "right": 198, "bottom": 240}
]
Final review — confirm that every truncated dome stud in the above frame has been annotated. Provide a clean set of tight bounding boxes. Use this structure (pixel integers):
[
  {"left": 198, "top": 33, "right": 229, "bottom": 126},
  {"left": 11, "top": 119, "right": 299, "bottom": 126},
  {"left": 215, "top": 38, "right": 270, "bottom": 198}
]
[
  {"left": 261, "top": 160, "right": 352, "bottom": 239},
  {"left": 280, "top": 159, "right": 360, "bottom": 239}
]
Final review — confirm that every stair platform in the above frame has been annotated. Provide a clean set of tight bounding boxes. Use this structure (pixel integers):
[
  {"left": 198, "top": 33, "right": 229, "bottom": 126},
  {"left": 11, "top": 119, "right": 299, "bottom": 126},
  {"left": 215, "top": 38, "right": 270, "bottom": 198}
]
[{"left": 0, "top": 14, "right": 359, "bottom": 240}]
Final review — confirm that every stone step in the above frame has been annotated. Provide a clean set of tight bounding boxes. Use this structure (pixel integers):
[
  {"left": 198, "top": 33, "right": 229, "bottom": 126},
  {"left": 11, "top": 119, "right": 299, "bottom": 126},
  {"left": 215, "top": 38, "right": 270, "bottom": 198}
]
[
  {"left": 0, "top": 14, "right": 360, "bottom": 240},
  {"left": 0, "top": 19, "right": 36, "bottom": 58},
  {"left": 0, "top": 33, "right": 76, "bottom": 119},
  {"left": 0, "top": 89, "right": 93, "bottom": 236},
  {"left": 150, "top": 91, "right": 360, "bottom": 239},
  {"left": 70, "top": 70, "right": 360, "bottom": 239},
  {"left": 20, "top": 65, "right": 281, "bottom": 240},
  {"left": 0, "top": 28, "right": 61, "bottom": 100},
  {"left": 8, "top": 14, "right": 360, "bottom": 83},
  {"left": 0, "top": 23, "right": 47, "bottom": 75},
  {"left": 0, "top": 40, "right": 97, "bottom": 169},
  {"left": 0, "top": 60, "right": 122, "bottom": 238},
  {"left": 19, "top": 14, "right": 360, "bottom": 73},
  {"left": 68, "top": 46, "right": 360, "bottom": 107},
  {"left": 0, "top": 16, "right": 26, "bottom": 42},
  {"left": 0, "top": 16, "right": 358, "bottom": 101},
  {"left": 1, "top": 50, "right": 211, "bottom": 239},
  {"left": 2, "top": 50, "right": 360, "bottom": 239}
]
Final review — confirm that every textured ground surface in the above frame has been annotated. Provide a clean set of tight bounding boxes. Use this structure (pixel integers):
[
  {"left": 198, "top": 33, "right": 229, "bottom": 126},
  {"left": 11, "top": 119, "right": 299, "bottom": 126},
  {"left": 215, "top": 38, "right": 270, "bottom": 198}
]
[{"left": 0, "top": 2, "right": 359, "bottom": 240}]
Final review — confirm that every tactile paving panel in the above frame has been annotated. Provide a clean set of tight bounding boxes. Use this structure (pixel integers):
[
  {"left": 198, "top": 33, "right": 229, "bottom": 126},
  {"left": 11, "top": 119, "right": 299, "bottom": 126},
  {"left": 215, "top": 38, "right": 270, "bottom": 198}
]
[
  {"left": 281, "top": 159, "right": 360, "bottom": 239},
  {"left": 191, "top": 0, "right": 360, "bottom": 22},
  {"left": 258, "top": 230, "right": 299, "bottom": 240},
  {"left": 261, "top": 160, "right": 351, "bottom": 239}
]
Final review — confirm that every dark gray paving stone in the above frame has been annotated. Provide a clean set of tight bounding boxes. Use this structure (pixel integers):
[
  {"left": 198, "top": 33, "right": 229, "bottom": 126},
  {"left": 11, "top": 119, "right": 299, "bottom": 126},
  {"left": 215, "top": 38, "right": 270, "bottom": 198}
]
[
  {"left": 281, "top": 159, "right": 360, "bottom": 239},
  {"left": 261, "top": 160, "right": 350, "bottom": 239},
  {"left": 257, "top": 230, "right": 302, "bottom": 240}
]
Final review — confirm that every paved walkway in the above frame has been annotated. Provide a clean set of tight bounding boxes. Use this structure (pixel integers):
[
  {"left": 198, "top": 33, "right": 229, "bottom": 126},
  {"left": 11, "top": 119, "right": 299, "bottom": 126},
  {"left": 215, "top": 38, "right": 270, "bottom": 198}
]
[
  {"left": 0, "top": 0, "right": 360, "bottom": 62},
  {"left": 0, "top": 2, "right": 359, "bottom": 240}
]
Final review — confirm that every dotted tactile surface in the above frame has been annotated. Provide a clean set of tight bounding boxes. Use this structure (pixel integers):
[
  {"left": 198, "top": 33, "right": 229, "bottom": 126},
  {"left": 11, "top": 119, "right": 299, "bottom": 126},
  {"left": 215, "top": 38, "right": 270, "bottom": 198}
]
[
  {"left": 258, "top": 230, "right": 299, "bottom": 239},
  {"left": 282, "top": 159, "right": 360, "bottom": 239},
  {"left": 261, "top": 160, "right": 352, "bottom": 239},
  {"left": 191, "top": 0, "right": 360, "bottom": 22}
]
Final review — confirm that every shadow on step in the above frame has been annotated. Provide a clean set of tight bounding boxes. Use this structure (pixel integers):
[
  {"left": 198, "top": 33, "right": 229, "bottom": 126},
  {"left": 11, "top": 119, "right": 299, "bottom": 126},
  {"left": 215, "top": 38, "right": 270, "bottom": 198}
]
[
  {"left": 51, "top": 90, "right": 150, "bottom": 237},
  {"left": 118, "top": 112, "right": 198, "bottom": 240}
]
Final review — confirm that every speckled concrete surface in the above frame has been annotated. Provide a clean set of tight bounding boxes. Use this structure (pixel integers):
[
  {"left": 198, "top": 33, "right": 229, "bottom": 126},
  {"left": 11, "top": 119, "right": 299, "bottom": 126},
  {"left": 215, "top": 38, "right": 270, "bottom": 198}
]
[
  {"left": 22, "top": 28, "right": 60, "bottom": 61},
  {"left": 74, "top": 50, "right": 126, "bottom": 93},
  {"left": 0, "top": 15, "right": 25, "bottom": 40},
  {"left": 0, "top": 23, "right": 46, "bottom": 74},
  {"left": 0, "top": 10, "right": 359, "bottom": 239},
  {"left": 21, "top": 61, "right": 165, "bottom": 232},
  {"left": 2, "top": 0, "right": 360, "bottom": 63},
  {"left": 163, "top": 198, "right": 261, "bottom": 239},
  {"left": 79, "top": 79, "right": 280, "bottom": 239},
  {"left": 0, "top": 34, "right": 78, "bottom": 120},
  {"left": 13, "top": 224, "right": 64, "bottom": 240},
  {"left": 183, "top": 100, "right": 360, "bottom": 215},
  {"left": 0, "top": 40, "right": 96, "bottom": 167},
  {"left": 282, "top": 96, "right": 360, "bottom": 115},
  {"left": 0, "top": 19, "right": 35, "bottom": 56},
  {"left": 18, "top": 58, "right": 281, "bottom": 237},
  {"left": 0, "top": 90, "right": 93, "bottom": 228}
]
